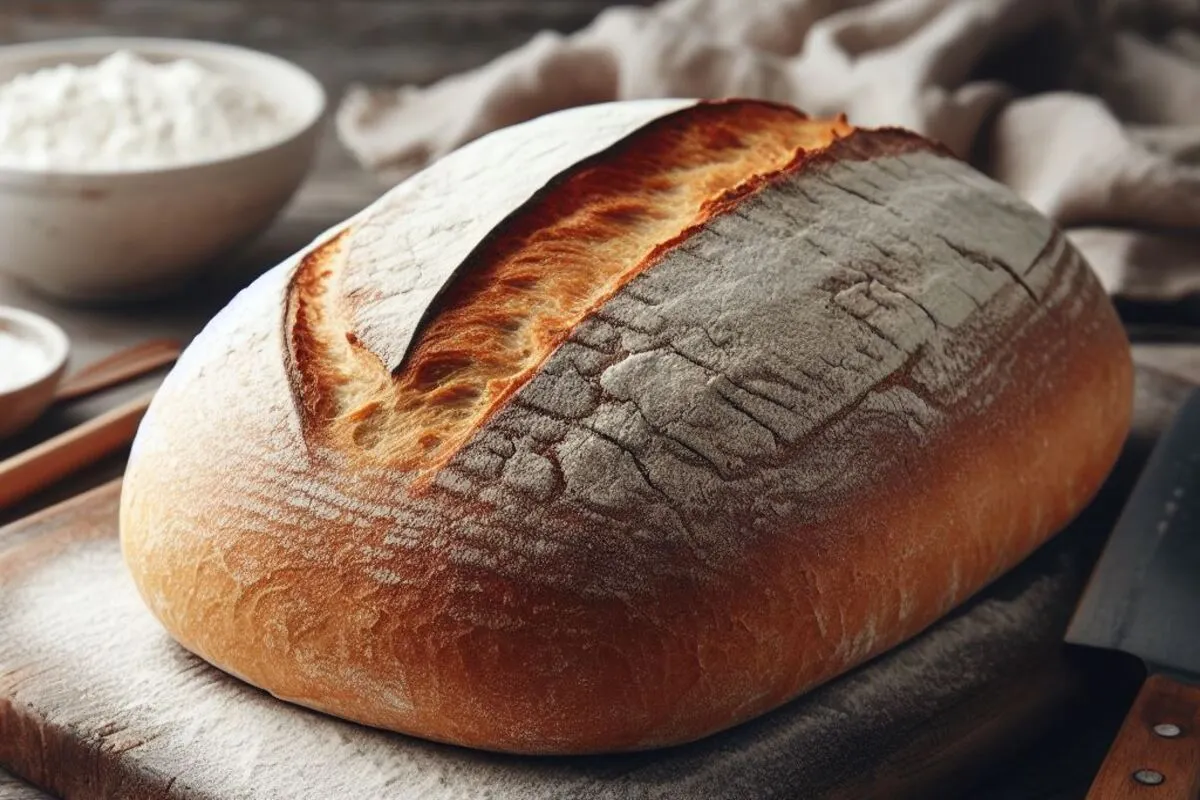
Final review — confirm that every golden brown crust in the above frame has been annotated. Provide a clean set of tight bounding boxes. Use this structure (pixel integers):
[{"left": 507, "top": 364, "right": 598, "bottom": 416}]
[
  {"left": 286, "top": 230, "right": 351, "bottom": 429},
  {"left": 120, "top": 99, "right": 1133, "bottom": 756}
]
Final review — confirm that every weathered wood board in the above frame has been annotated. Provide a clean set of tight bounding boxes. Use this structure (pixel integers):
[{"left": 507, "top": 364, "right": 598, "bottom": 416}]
[
  {"left": 0, "top": 366, "right": 1189, "bottom": 800},
  {"left": 0, "top": 776, "right": 49, "bottom": 800}
]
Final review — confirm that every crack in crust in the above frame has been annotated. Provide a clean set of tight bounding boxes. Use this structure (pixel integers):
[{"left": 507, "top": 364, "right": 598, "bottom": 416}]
[
  {"left": 286, "top": 230, "right": 390, "bottom": 443},
  {"left": 286, "top": 102, "right": 855, "bottom": 472}
]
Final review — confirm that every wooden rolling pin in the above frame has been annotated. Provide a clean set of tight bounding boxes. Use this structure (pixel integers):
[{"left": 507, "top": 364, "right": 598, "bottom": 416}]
[
  {"left": 0, "top": 393, "right": 152, "bottom": 512},
  {"left": 53, "top": 339, "right": 180, "bottom": 403}
]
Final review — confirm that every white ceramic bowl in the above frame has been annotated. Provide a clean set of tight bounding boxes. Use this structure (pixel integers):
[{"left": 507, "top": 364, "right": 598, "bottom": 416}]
[
  {"left": 0, "top": 306, "right": 69, "bottom": 439},
  {"left": 0, "top": 37, "right": 327, "bottom": 302}
]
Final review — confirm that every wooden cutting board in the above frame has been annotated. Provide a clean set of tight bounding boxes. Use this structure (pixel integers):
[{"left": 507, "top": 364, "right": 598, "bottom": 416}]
[
  {"left": 0, "top": 365, "right": 1189, "bottom": 800},
  {"left": 0, "top": 776, "right": 48, "bottom": 800}
]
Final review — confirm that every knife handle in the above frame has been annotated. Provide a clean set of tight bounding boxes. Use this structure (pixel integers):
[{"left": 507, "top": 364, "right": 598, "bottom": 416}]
[{"left": 1085, "top": 673, "right": 1200, "bottom": 798}]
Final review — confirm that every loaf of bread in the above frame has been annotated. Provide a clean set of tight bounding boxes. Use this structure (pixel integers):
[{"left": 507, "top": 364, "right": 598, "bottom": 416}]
[{"left": 120, "top": 98, "right": 1132, "bottom": 755}]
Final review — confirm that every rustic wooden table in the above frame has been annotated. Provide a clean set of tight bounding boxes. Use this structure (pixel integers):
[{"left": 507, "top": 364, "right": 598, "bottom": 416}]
[{"left": 1, "top": 3, "right": 1198, "bottom": 798}]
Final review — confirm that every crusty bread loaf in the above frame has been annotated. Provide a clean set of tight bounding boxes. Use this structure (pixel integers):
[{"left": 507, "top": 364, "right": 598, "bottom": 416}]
[{"left": 119, "top": 98, "right": 1133, "bottom": 755}]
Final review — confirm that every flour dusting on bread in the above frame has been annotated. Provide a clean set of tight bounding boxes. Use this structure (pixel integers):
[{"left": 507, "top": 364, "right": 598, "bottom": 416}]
[{"left": 120, "top": 99, "right": 1133, "bottom": 755}]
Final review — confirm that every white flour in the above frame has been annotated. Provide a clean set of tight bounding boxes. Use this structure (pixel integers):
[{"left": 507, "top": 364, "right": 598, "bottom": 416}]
[
  {"left": 0, "top": 50, "right": 290, "bottom": 171},
  {"left": 0, "top": 329, "right": 49, "bottom": 391}
]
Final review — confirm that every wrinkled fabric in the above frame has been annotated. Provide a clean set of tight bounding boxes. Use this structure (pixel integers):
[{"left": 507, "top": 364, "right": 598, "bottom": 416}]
[{"left": 337, "top": 0, "right": 1200, "bottom": 300}]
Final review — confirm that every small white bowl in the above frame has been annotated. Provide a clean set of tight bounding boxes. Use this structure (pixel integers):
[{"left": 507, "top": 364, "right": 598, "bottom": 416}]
[
  {"left": 0, "top": 37, "right": 327, "bottom": 302},
  {"left": 0, "top": 306, "right": 69, "bottom": 440}
]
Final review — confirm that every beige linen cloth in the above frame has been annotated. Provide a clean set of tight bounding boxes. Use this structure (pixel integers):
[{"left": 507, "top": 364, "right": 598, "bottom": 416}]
[{"left": 337, "top": 0, "right": 1200, "bottom": 301}]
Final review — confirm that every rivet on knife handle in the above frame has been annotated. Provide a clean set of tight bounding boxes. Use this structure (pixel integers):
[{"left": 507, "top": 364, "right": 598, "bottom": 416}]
[
  {"left": 1066, "top": 386, "right": 1200, "bottom": 798},
  {"left": 1083, "top": 673, "right": 1200, "bottom": 798}
]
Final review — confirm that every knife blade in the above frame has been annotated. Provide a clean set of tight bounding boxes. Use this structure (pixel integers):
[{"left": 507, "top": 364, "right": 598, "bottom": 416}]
[{"left": 1066, "top": 385, "right": 1200, "bottom": 798}]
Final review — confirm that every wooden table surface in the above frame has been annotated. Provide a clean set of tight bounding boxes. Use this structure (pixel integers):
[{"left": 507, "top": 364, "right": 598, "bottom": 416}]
[{"left": 2, "top": 3, "right": 1199, "bottom": 799}]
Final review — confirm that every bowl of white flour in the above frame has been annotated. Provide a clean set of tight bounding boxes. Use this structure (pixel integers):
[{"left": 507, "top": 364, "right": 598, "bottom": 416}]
[{"left": 0, "top": 37, "right": 326, "bottom": 302}]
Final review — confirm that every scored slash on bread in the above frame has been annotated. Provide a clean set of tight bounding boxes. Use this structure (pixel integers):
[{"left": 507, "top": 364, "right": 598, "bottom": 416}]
[
  {"left": 288, "top": 101, "right": 854, "bottom": 472},
  {"left": 119, "top": 98, "right": 1133, "bottom": 755}
]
